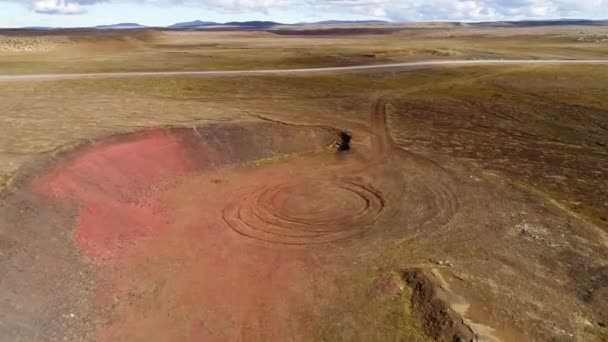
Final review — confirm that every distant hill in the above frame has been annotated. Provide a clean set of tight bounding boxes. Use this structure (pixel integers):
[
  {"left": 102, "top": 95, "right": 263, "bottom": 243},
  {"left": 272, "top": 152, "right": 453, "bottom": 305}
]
[
  {"left": 12, "top": 18, "right": 607, "bottom": 31},
  {"left": 312, "top": 20, "right": 388, "bottom": 25},
  {"left": 19, "top": 26, "right": 55, "bottom": 30},
  {"left": 95, "top": 23, "right": 145, "bottom": 29},
  {"left": 471, "top": 19, "right": 608, "bottom": 27},
  {"left": 166, "top": 20, "right": 387, "bottom": 30},
  {"left": 167, "top": 20, "right": 219, "bottom": 29},
  {"left": 224, "top": 21, "right": 279, "bottom": 28},
  {"left": 169, "top": 20, "right": 279, "bottom": 29}
]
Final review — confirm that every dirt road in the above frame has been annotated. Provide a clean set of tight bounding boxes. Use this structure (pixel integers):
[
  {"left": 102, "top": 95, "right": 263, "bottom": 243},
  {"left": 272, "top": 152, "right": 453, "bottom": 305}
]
[{"left": 0, "top": 59, "right": 607, "bottom": 81}]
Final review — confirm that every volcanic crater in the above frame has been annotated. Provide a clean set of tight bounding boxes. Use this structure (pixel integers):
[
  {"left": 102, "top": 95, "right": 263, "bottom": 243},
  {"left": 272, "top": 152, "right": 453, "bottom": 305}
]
[{"left": 2, "top": 98, "right": 607, "bottom": 341}]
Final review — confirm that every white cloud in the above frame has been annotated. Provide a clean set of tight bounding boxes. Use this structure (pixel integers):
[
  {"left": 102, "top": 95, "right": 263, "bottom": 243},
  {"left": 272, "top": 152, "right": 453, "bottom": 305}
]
[
  {"left": 309, "top": 0, "right": 607, "bottom": 20},
  {"left": 18, "top": 0, "right": 108, "bottom": 14},
  {"left": 142, "top": 0, "right": 292, "bottom": 12},
  {"left": 29, "top": 0, "right": 86, "bottom": 14}
]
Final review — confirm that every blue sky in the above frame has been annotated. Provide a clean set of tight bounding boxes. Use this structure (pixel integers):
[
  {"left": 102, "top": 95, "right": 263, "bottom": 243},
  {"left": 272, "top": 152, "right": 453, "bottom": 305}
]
[{"left": 1, "top": 0, "right": 607, "bottom": 28}]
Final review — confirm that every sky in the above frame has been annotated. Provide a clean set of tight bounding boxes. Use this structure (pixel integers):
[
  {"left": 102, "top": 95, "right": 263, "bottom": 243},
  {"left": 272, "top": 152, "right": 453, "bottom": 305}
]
[{"left": 1, "top": 0, "right": 607, "bottom": 28}]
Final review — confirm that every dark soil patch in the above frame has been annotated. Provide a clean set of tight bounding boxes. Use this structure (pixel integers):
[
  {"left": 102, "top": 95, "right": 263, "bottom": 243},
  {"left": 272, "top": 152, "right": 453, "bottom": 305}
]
[
  {"left": 268, "top": 28, "right": 404, "bottom": 36},
  {"left": 402, "top": 268, "right": 476, "bottom": 342}
]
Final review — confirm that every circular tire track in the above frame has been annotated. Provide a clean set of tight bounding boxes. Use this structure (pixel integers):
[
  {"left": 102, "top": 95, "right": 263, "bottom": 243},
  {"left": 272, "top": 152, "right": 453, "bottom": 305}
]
[
  {"left": 222, "top": 179, "right": 386, "bottom": 245},
  {"left": 222, "top": 97, "right": 462, "bottom": 245}
]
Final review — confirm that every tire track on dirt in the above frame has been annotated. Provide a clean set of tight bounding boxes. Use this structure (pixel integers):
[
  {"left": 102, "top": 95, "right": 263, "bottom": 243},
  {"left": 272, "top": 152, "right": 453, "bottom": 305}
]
[
  {"left": 370, "top": 95, "right": 396, "bottom": 158},
  {"left": 221, "top": 101, "right": 395, "bottom": 245}
]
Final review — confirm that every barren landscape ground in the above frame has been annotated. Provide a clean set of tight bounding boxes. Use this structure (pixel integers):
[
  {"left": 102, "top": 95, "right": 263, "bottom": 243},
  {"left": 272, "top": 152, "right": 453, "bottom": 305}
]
[{"left": 1, "top": 25, "right": 608, "bottom": 341}]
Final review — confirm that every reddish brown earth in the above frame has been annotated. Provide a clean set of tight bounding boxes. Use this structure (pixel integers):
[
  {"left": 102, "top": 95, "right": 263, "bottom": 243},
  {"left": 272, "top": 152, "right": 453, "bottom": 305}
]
[{"left": 1, "top": 99, "right": 608, "bottom": 341}]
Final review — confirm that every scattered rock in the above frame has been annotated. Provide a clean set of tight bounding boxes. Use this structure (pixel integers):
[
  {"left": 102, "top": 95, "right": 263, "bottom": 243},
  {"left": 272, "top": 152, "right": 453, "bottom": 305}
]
[
  {"left": 515, "top": 222, "right": 547, "bottom": 241},
  {"left": 0, "top": 37, "right": 73, "bottom": 52},
  {"left": 430, "top": 258, "right": 454, "bottom": 267},
  {"left": 575, "top": 34, "right": 608, "bottom": 43},
  {"left": 401, "top": 268, "right": 477, "bottom": 342}
]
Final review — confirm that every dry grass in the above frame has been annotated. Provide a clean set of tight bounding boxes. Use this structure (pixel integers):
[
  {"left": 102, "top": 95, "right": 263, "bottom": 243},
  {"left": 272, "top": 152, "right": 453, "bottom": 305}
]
[
  {"left": 1, "top": 62, "right": 607, "bottom": 229},
  {"left": 1, "top": 26, "right": 607, "bottom": 74}
]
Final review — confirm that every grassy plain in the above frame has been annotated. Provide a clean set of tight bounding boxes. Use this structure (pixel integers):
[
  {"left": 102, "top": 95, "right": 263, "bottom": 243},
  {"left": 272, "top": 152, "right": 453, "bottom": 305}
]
[
  {"left": 2, "top": 62, "right": 607, "bottom": 228},
  {"left": 1, "top": 25, "right": 608, "bottom": 74}
]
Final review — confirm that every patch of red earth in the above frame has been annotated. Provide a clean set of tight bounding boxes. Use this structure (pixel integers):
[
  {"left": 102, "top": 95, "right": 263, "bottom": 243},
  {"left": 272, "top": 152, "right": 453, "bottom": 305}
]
[
  {"left": 28, "top": 123, "right": 338, "bottom": 257},
  {"left": 30, "top": 129, "right": 196, "bottom": 256},
  {"left": 25, "top": 123, "right": 340, "bottom": 340},
  {"left": 96, "top": 226, "right": 321, "bottom": 341},
  {"left": 91, "top": 156, "right": 367, "bottom": 340},
  {"left": 90, "top": 165, "right": 334, "bottom": 340}
]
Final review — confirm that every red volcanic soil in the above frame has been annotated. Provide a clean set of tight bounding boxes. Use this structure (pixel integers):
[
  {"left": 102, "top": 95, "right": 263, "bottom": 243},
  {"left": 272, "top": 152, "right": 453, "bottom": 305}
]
[
  {"left": 22, "top": 117, "right": 402, "bottom": 340},
  {"left": 2, "top": 99, "right": 608, "bottom": 341},
  {"left": 30, "top": 124, "right": 338, "bottom": 257},
  {"left": 1, "top": 100, "right": 469, "bottom": 340},
  {"left": 31, "top": 129, "right": 193, "bottom": 256},
  {"left": 2, "top": 121, "right": 347, "bottom": 341}
]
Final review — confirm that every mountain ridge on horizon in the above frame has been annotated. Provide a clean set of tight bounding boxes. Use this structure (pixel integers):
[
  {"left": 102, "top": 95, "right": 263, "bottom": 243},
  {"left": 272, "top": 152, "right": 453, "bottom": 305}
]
[{"left": 9, "top": 18, "right": 608, "bottom": 30}]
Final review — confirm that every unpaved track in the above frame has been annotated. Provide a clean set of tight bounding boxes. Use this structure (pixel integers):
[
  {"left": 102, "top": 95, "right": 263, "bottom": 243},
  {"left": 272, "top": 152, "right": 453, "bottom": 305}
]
[
  {"left": 0, "top": 59, "right": 607, "bottom": 81},
  {"left": 370, "top": 95, "right": 393, "bottom": 157}
]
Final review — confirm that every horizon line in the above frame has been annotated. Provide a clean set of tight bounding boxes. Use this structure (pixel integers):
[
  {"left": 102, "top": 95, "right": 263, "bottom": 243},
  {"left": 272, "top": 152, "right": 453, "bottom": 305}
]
[{"left": 2, "top": 17, "right": 608, "bottom": 30}]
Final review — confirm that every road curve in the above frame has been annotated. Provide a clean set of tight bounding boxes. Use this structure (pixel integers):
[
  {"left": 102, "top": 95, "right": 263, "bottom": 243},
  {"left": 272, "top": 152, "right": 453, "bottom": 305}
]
[{"left": 0, "top": 59, "right": 607, "bottom": 81}]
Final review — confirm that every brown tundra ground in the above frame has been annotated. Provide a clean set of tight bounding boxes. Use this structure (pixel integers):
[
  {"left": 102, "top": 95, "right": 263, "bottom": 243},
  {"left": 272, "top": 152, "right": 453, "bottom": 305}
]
[{"left": 0, "top": 24, "right": 607, "bottom": 341}]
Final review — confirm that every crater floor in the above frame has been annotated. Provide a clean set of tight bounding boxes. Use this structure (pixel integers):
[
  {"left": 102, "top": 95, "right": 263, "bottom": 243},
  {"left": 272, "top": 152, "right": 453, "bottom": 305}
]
[{"left": 1, "top": 99, "right": 607, "bottom": 341}]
